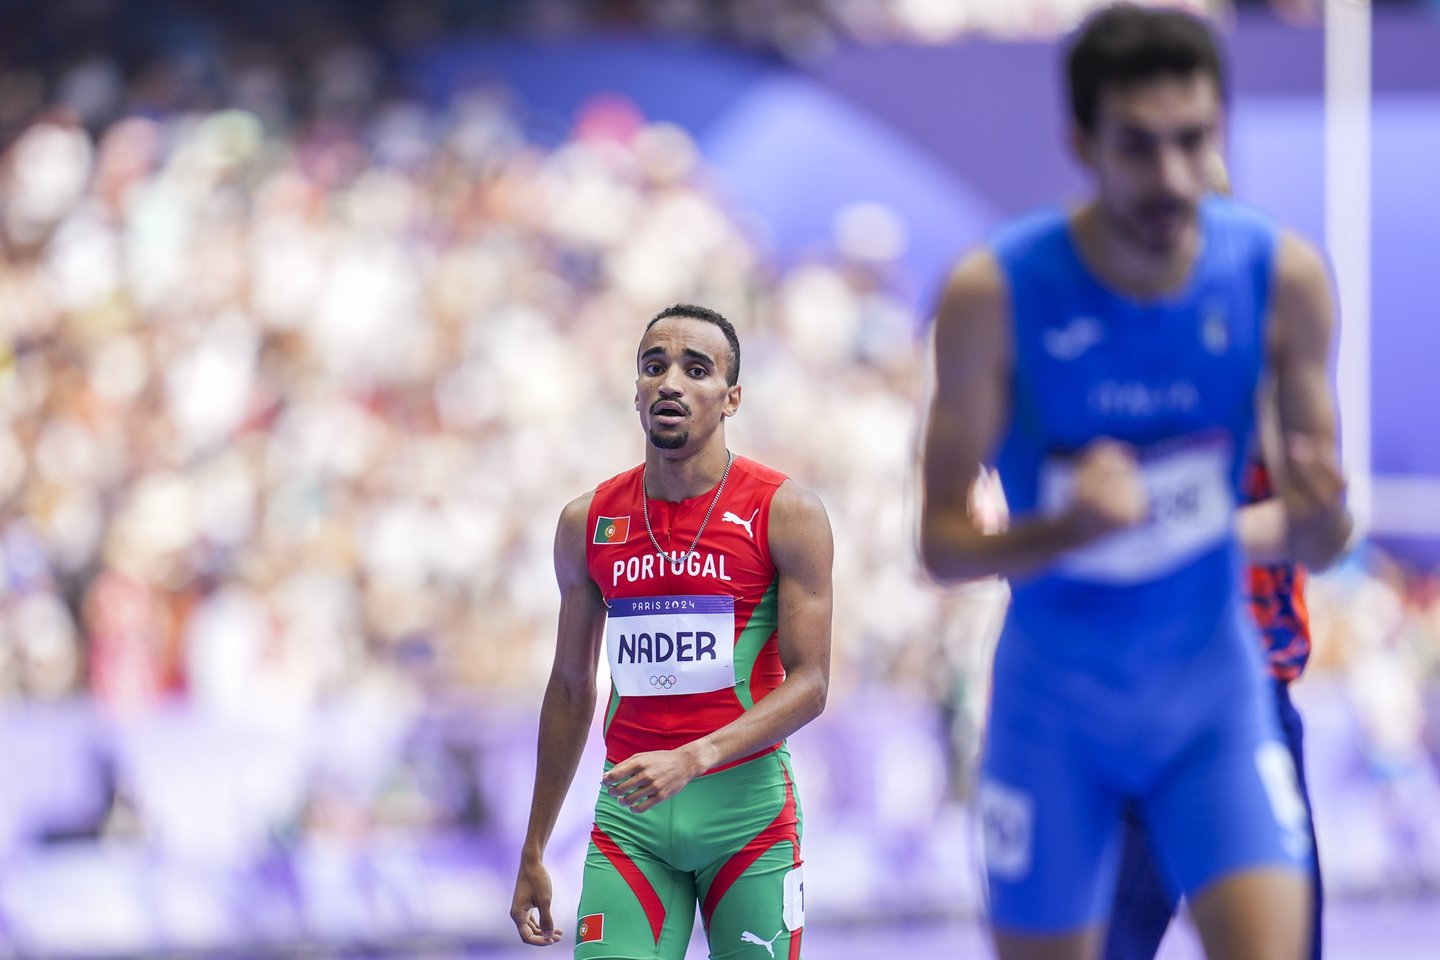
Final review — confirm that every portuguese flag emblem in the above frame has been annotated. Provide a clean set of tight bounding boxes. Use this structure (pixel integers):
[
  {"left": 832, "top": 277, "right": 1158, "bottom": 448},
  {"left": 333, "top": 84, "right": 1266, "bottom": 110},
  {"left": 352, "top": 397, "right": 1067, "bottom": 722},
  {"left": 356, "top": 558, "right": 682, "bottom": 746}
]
[
  {"left": 578, "top": 913, "right": 604, "bottom": 943},
  {"left": 593, "top": 516, "right": 630, "bottom": 545}
]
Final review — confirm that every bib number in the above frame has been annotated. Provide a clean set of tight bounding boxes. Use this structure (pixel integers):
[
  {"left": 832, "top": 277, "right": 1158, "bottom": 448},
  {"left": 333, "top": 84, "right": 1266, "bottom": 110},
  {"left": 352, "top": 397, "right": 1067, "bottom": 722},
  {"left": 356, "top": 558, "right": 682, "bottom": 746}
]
[
  {"left": 1039, "top": 435, "right": 1235, "bottom": 585},
  {"left": 783, "top": 865, "right": 805, "bottom": 931},
  {"left": 605, "top": 595, "right": 736, "bottom": 696}
]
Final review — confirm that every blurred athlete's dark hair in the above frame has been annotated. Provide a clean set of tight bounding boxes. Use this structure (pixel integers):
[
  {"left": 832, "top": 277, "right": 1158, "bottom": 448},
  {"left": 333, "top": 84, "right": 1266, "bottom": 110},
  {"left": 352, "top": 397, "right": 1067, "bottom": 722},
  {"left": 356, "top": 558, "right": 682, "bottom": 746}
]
[{"left": 1066, "top": 3, "right": 1227, "bottom": 133}]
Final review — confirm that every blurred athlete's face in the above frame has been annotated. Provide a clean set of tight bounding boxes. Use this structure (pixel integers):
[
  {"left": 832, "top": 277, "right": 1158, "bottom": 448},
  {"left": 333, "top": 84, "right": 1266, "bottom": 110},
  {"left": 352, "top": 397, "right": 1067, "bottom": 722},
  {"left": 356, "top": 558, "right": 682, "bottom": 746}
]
[
  {"left": 634, "top": 317, "right": 740, "bottom": 454},
  {"left": 1075, "top": 72, "right": 1222, "bottom": 254}
]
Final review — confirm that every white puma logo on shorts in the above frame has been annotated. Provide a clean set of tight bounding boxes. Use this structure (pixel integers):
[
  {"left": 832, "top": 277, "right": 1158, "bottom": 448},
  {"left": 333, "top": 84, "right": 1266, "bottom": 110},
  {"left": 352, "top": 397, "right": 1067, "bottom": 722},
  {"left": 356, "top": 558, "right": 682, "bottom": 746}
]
[
  {"left": 722, "top": 509, "right": 758, "bottom": 539},
  {"left": 740, "top": 929, "right": 782, "bottom": 957}
]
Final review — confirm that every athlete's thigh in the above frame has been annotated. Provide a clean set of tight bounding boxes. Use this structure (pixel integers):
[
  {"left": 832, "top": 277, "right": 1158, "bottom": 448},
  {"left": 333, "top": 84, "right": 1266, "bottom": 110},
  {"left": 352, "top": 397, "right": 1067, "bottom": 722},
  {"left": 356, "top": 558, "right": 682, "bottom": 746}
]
[
  {"left": 1142, "top": 709, "right": 1311, "bottom": 901},
  {"left": 1189, "top": 867, "right": 1310, "bottom": 960},
  {"left": 688, "top": 751, "right": 805, "bottom": 960},
  {"left": 701, "top": 841, "right": 804, "bottom": 960},
  {"left": 579, "top": 793, "right": 698, "bottom": 959},
  {"left": 981, "top": 706, "right": 1125, "bottom": 936}
]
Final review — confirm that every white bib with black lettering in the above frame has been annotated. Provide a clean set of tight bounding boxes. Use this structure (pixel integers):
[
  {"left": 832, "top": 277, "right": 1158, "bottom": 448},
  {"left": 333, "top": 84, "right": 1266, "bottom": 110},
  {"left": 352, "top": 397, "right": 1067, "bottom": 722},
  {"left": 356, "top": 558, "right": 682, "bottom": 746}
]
[
  {"left": 1039, "top": 435, "right": 1235, "bottom": 585},
  {"left": 605, "top": 595, "right": 736, "bottom": 697}
]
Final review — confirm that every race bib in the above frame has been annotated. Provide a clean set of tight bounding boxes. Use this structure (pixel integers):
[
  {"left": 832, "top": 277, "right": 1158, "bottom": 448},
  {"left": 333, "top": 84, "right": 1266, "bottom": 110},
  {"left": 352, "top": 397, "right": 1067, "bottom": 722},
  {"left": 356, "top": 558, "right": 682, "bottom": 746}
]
[
  {"left": 783, "top": 864, "right": 805, "bottom": 931},
  {"left": 605, "top": 595, "right": 736, "bottom": 697},
  {"left": 1039, "top": 434, "right": 1235, "bottom": 585}
]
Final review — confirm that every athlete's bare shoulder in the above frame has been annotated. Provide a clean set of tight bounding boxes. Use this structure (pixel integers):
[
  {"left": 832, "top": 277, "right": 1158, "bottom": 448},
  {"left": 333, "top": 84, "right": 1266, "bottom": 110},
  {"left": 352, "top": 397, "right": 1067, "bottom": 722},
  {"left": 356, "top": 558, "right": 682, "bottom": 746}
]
[
  {"left": 934, "top": 247, "right": 1010, "bottom": 374},
  {"left": 1275, "top": 229, "right": 1331, "bottom": 289},
  {"left": 554, "top": 490, "right": 598, "bottom": 586},
  {"left": 944, "top": 244, "right": 1005, "bottom": 286},
  {"left": 1269, "top": 229, "right": 1336, "bottom": 349},
  {"left": 1275, "top": 228, "right": 1328, "bottom": 276},
  {"left": 558, "top": 490, "right": 597, "bottom": 534},
  {"left": 770, "top": 479, "right": 826, "bottom": 525},
  {"left": 768, "top": 479, "right": 832, "bottom": 570},
  {"left": 938, "top": 248, "right": 1007, "bottom": 321}
]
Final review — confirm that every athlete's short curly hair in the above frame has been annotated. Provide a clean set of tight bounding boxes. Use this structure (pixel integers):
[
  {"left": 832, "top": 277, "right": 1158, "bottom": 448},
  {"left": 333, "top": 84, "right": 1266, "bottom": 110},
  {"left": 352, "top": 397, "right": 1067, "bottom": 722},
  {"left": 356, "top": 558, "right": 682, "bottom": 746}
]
[{"left": 644, "top": 303, "right": 741, "bottom": 386}]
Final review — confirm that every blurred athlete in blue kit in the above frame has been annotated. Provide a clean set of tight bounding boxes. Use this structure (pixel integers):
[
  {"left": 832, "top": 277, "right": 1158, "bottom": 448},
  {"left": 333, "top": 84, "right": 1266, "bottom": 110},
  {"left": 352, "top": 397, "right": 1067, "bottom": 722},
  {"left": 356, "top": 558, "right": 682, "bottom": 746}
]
[
  {"left": 1103, "top": 154, "right": 1332, "bottom": 960},
  {"left": 920, "top": 5, "right": 1351, "bottom": 960}
]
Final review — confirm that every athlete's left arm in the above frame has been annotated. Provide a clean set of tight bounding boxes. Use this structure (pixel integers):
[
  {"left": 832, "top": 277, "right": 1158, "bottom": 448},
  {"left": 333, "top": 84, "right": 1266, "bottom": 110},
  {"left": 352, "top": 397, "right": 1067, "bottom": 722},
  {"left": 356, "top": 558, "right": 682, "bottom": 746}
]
[
  {"left": 1266, "top": 230, "right": 1354, "bottom": 569},
  {"left": 602, "top": 481, "right": 833, "bottom": 813},
  {"left": 1235, "top": 382, "right": 1292, "bottom": 565}
]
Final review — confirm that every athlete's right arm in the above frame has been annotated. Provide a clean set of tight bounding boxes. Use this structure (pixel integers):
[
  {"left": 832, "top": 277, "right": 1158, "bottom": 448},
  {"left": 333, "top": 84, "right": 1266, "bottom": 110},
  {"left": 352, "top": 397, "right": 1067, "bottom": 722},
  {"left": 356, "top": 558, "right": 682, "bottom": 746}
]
[
  {"left": 511, "top": 492, "right": 609, "bottom": 947},
  {"left": 920, "top": 250, "right": 1146, "bottom": 582}
]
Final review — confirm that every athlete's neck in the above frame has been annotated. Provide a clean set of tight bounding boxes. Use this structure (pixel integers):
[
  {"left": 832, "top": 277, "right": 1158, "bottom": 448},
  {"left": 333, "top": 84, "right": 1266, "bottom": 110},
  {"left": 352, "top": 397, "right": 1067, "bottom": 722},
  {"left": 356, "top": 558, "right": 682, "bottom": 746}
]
[
  {"left": 643, "top": 441, "right": 731, "bottom": 502},
  {"left": 1071, "top": 202, "right": 1201, "bottom": 300}
]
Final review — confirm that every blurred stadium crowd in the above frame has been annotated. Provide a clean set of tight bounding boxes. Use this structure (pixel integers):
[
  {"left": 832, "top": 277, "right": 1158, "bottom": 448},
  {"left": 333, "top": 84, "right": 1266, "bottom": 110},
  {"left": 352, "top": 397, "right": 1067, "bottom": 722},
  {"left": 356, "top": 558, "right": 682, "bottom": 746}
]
[
  {"left": 0, "top": 0, "right": 1433, "bottom": 128},
  {"left": 0, "top": 0, "right": 1438, "bottom": 953},
  {"left": 0, "top": 30, "right": 944, "bottom": 719}
]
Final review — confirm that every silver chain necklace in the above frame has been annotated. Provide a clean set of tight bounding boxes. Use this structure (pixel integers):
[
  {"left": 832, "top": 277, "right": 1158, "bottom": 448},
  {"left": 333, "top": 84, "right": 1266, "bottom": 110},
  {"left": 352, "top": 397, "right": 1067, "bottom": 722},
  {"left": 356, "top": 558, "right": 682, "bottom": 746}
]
[{"left": 641, "top": 449, "right": 734, "bottom": 567}]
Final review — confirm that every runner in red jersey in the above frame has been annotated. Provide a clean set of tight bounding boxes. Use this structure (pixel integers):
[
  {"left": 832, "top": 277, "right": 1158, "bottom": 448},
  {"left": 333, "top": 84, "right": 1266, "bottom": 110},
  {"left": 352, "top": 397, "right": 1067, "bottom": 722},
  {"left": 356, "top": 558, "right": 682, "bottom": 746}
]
[{"left": 511, "top": 303, "right": 834, "bottom": 959}]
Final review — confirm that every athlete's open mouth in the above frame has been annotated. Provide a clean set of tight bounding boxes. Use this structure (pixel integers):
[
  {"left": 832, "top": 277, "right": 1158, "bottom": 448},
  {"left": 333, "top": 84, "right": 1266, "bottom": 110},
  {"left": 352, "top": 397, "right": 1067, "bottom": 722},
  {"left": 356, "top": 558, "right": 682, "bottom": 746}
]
[{"left": 651, "top": 400, "right": 688, "bottom": 421}]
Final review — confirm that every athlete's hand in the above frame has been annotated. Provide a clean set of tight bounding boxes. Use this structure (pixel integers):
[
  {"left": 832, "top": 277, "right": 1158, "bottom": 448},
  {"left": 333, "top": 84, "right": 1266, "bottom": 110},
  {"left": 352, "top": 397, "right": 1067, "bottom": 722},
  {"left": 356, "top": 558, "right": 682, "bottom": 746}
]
[
  {"left": 512, "top": 858, "right": 564, "bottom": 946},
  {"left": 1065, "top": 439, "right": 1149, "bottom": 539},
  {"left": 1282, "top": 432, "right": 1352, "bottom": 568},
  {"left": 603, "top": 745, "right": 712, "bottom": 813}
]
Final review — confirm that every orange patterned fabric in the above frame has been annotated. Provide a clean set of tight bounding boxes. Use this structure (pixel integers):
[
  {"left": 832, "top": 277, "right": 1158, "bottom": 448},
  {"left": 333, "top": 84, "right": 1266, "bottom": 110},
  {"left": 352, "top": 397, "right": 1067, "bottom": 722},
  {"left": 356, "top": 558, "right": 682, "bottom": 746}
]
[{"left": 1243, "top": 460, "right": 1312, "bottom": 681}]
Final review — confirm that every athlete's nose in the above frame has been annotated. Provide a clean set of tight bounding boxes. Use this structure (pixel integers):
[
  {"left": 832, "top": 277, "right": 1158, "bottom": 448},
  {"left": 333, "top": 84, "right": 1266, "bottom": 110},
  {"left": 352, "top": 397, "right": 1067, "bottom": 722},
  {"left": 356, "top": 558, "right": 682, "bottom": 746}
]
[
  {"left": 657, "top": 366, "right": 687, "bottom": 397},
  {"left": 1156, "top": 142, "right": 1194, "bottom": 197}
]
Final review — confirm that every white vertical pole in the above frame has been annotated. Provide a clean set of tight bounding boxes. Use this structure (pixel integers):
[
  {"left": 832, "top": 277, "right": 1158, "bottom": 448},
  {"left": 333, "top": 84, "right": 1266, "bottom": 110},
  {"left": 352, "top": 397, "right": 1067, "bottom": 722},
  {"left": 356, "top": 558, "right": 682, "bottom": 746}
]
[{"left": 1325, "top": 0, "right": 1373, "bottom": 536}]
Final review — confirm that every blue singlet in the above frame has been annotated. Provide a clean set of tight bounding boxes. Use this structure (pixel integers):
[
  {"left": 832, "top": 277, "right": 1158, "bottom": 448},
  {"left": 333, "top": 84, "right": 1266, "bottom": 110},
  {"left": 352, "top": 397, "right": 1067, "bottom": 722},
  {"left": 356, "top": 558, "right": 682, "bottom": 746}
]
[{"left": 978, "top": 198, "right": 1312, "bottom": 932}]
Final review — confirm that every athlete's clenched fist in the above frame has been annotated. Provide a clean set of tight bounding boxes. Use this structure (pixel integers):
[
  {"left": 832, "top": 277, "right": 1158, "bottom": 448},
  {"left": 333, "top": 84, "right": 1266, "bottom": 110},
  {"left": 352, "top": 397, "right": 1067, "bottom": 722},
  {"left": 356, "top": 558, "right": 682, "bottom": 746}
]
[{"left": 1065, "top": 438, "right": 1150, "bottom": 539}]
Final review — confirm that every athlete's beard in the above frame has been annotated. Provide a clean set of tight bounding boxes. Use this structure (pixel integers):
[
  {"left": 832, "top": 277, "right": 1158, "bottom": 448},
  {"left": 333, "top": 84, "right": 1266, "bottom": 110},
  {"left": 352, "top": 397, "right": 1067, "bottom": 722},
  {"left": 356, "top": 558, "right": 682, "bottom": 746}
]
[
  {"left": 1121, "top": 194, "right": 1195, "bottom": 255},
  {"left": 649, "top": 429, "right": 688, "bottom": 450}
]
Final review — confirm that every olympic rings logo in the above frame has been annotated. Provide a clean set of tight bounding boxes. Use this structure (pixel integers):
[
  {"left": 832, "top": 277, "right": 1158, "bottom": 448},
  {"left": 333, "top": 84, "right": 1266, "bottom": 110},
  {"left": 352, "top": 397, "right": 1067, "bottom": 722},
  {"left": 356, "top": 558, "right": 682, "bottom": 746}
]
[{"left": 649, "top": 675, "right": 677, "bottom": 689}]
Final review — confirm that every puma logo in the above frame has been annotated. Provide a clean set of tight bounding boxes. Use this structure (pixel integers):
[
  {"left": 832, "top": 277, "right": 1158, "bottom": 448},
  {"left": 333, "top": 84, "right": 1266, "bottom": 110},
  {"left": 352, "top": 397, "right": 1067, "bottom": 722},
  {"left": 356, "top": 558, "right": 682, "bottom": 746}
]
[
  {"left": 740, "top": 929, "right": 783, "bottom": 957},
  {"left": 721, "top": 509, "right": 758, "bottom": 539}
]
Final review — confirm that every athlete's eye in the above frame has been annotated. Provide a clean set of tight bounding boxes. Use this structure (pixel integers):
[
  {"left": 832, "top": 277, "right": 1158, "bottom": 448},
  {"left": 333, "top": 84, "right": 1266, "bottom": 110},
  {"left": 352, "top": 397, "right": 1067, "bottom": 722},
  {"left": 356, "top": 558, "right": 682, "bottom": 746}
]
[
  {"left": 1119, "top": 137, "right": 1154, "bottom": 159},
  {"left": 688, "top": 365, "right": 707, "bottom": 379},
  {"left": 1177, "top": 130, "right": 1206, "bottom": 154},
  {"left": 643, "top": 361, "right": 663, "bottom": 376}
]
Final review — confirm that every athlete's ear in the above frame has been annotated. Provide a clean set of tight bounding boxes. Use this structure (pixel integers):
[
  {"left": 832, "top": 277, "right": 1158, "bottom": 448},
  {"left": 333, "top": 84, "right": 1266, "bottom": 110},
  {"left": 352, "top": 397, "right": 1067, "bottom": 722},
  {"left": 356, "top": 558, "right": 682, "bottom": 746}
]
[
  {"left": 634, "top": 387, "right": 641, "bottom": 412},
  {"left": 722, "top": 384, "right": 741, "bottom": 418},
  {"left": 1069, "top": 124, "right": 1095, "bottom": 172},
  {"left": 1207, "top": 121, "right": 1230, "bottom": 192}
]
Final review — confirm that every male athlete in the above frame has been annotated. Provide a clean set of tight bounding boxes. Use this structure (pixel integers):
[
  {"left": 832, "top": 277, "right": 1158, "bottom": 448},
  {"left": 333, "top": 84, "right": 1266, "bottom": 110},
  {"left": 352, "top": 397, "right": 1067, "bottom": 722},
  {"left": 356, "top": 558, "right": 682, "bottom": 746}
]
[
  {"left": 920, "top": 6, "right": 1350, "bottom": 960},
  {"left": 511, "top": 303, "right": 833, "bottom": 959},
  {"left": 1104, "top": 158, "right": 1335, "bottom": 960}
]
